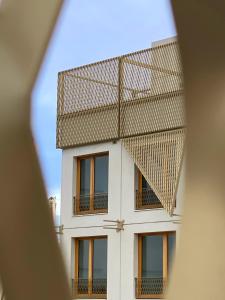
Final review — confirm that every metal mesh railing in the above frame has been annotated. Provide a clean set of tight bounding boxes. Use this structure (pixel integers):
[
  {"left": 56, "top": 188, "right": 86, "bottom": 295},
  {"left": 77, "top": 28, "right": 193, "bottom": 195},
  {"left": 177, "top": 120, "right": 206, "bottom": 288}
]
[
  {"left": 135, "top": 277, "right": 164, "bottom": 297},
  {"left": 136, "top": 188, "right": 163, "bottom": 209},
  {"left": 73, "top": 193, "right": 108, "bottom": 214},
  {"left": 57, "top": 41, "right": 184, "bottom": 148},
  {"left": 72, "top": 278, "right": 107, "bottom": 298},
  {"left": 94, "top": 193, "right": 108, "bottom": 210}
]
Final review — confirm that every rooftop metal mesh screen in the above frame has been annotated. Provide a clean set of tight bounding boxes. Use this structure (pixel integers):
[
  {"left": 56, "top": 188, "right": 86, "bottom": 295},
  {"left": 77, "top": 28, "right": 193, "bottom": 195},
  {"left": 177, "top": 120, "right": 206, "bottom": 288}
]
[{"left": 57, "top": 41, "right": 185, "bottom": 148}]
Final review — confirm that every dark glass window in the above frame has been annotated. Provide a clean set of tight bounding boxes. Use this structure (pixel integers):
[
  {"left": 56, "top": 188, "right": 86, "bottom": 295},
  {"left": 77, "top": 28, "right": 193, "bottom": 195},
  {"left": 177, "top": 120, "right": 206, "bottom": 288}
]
[
  {"left": 93, "top": 239, "right": 107, "bottom": 279},
  {"left": 137, "top": 232, "right": 176, "bottom": 298},
  {"left": 168, "top": 233, "right": 176, "bottom": 275},
  {"left": 142, "top": 235, "right": 163, "bottom": 279},
  {"left": 136, "top": 167, "right": 162, "bottom": 209},
  {"left": 80, "top": 159, "right": 90, "bottom": 196},
  {"left": 142, "top": 175, "right": 151, "bottom": 191},
  {"left": 75, "top": 237, "right": 107, "bottom": 297},
  {"left": 78, "top": 239, "right": 89, "bottom": 279},
  {"left": 75, "top": 153, "right": 108, "bottom": 214},
  {"left": 94, "top": 156, "right": 108, "bottom": 194}
]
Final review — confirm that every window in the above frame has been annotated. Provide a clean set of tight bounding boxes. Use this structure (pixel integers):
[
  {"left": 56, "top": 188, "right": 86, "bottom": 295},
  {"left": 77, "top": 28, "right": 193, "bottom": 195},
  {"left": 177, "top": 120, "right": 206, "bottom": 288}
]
[
  {"left": 136, "top": 232, "right": 176, "bottom": 298},
  {"left": 74, "top": 153, "right": 109, "bottom": 214},
  {"left": 136, "top": 168, "right": 162, "bottom": 209},
  {"left": 73, "top": 237, "right": 107, "bottom": 298}
]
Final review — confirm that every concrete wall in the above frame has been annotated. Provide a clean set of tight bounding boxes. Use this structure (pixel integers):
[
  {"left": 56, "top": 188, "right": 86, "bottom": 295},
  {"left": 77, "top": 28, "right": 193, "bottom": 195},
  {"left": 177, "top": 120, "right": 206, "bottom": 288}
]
[{"left": 60, "top": 141, "right": 184, "bottom": 300}]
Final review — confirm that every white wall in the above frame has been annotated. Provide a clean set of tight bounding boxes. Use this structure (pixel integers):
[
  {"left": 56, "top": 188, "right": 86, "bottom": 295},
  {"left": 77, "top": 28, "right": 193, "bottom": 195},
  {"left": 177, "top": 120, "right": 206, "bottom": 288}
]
[{"left": 60, "top": 140, "right": 184, "bottom": 300}]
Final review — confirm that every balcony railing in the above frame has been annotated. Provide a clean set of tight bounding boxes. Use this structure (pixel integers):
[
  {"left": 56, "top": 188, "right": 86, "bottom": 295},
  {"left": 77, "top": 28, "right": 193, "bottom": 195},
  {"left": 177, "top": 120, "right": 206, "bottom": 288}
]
[
  {"left": 72, "top": 278, "right": 107, "bottom": 299},
  {"left": 57, "top": 41, "right": 184, "bottom": 149},
  {"left": 73, "top": 193, "right": 108, "bottom": 215},
  {"left": 136, "top": 188, "right": 163, "bottom": 209},
  {"left": 135, "top": 277, "right": 165, "bottom": 298}
]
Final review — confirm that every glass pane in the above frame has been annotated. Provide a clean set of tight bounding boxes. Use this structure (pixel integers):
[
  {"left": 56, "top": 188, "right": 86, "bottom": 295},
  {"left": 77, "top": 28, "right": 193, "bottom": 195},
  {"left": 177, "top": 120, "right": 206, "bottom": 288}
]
[
  {"left": 168, "top": 233, "right": 176, "bottom": 275},
  {"left": 142, "top": 175, "right": 151, "bottom": 190},
  {"left": 92, "top": 238, "right": 107, "bottom": 294},
  {"left": 80, "top": 159, "right": 90, "bottom": 210},
  {"left": 141, "top": 235, "right": 163, "bottom": 295},
  {"left": 142, "top": 235, "right": 163, "bottom": 278},
  {"left": 78, "top": 240, "right": 89, "bottom": 279},
  {"left": 80, "top": 159, "right": 90, "bottom": 195},
  {"left": 94, "top": 155, "right": 108, "bottom": 210},
  {"left": 93, "top": 239, "right": 107, "bottom": 279},
  {"left": 141, "top": 175, "right": 161, "bottom": 206},
  {"left": 94, "top": 155, "right": 108, "bottom": 194}
]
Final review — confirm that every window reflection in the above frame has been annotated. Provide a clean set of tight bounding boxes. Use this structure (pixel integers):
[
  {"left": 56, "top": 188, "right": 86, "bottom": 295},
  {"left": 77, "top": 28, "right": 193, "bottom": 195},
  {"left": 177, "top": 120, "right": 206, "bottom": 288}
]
[
  {"left": 95, "top": 155, "right": 108, "bottom": 194},
  {"left": 78, "top": 239, "right": 89, "bottom": 279},
  {"left": 80, "top": 159, "right": 90, "bottom": 196},
  {"left": 168, "top": 233, "right": 176, "bottom": 275},
  {"left": 93, "top": 238, "right": 107, "bottom": 279},
  {"left": 142, "top": 235, "right": 163, "bottom": 279}
]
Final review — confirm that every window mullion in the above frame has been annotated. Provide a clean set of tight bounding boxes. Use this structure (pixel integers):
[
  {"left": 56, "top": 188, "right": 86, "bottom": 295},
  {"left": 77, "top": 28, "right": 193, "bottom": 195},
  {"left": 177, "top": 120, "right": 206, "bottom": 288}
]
[
  {"left": 74, "top": 239, "right": 79, "bottom": 297},
  {"left": 138, "top": 235, "right": 142, "bottom": 297},
  {"left": 88, "top": 239, "right": 93, "bottom": 295}
]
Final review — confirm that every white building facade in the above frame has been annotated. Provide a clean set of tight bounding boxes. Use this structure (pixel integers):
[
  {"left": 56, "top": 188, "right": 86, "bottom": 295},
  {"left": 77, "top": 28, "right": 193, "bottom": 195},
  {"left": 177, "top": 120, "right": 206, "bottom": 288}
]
[{"left": 57, "top": 38, "right": 185, "bottom": 300}]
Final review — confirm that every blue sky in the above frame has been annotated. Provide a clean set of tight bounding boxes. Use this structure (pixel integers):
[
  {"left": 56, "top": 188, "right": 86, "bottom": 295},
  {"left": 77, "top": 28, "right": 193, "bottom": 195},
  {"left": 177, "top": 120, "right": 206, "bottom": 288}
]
[{"left": 31, "top": 0, "right": 176, "bottom": 214}]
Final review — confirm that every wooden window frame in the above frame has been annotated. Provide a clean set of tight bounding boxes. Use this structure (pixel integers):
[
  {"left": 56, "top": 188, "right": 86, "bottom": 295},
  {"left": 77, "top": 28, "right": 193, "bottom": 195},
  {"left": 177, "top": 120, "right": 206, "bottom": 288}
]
[
  {"left": 74, "top": 236, "right": 107, "bottom": 299},
  {"left": 137, "top": 231, "right": 176, "bottom": 299},
  {"left": 136, "top": 169, "right": 163, "bottom": 210},
  {"left": 75, "top": 152, "right": 109, "bottom": 215}
]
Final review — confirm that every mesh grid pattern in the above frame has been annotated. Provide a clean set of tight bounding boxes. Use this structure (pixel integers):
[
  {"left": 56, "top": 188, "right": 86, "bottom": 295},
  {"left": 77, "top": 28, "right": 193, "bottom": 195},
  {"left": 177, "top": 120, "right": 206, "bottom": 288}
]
[
  {"left": 135, "top": 277, "right": 164, "bottom": 296},
  {"left": 57, "top": 41, "right": 184, "bottom": 148},
  {"left": 122, "top": 129, "right": 185, "bottom": 214},
  {"left": 57, "top": 58, "right": 119, "bottom": 148},
  {"left": 72, "top": 278, "right": 107, "bottom": 298}
]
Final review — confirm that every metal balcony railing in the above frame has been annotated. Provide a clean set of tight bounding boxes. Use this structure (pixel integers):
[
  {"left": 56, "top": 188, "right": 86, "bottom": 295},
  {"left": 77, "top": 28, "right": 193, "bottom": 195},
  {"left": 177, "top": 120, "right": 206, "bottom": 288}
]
[
  {"left": 72, "top": 278, "right": 107, "bottom": 298},
  {"left": 136, "top": 188, "right": 163, "bottom": 209},
  {"left": 57, "top": 41, "right": 184, "bottom": 149},
  {"left": 73, "top": 193, "right": 108, "bottom": 214},
  {"left": 135, "top": 277, "right": 165, "bottom": 298}
]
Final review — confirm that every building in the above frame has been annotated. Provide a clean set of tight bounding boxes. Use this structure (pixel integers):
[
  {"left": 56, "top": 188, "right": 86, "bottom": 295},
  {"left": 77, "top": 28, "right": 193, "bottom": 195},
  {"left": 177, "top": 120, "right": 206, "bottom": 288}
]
[
  {"left": 57, "top": 38, "right": 185, "bottom": 300},
  {"left": 49, "top": 196, "right": 57, "bottom": 223}
]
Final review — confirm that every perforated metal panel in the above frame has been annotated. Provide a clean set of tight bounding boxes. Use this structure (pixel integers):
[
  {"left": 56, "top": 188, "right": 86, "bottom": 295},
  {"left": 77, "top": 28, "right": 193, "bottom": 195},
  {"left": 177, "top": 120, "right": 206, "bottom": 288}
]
[
  {"left": 57, "top": 58, "right": 119, "bottom": 148},
  {"left": 122, "top": 129, "right": 185, "bottom": 214},
  {"left": 57, "top": 41, "right": 184, "bottom": 148},
  {"left": 120, "top": 43, "right": 184, "bottom": 138}
]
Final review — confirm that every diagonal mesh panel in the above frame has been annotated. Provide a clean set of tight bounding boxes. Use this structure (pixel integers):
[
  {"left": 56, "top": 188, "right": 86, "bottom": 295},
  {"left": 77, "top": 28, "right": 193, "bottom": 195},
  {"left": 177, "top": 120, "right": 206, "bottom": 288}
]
[
  {"left": 122, "top": 129, "right": 185, "bottom": 214},
  {"left": 120, "top": 42, "right": 184, "bottom": 138},
  {"left": 57, "top": 41, "right": 185, "bottom": 148}
]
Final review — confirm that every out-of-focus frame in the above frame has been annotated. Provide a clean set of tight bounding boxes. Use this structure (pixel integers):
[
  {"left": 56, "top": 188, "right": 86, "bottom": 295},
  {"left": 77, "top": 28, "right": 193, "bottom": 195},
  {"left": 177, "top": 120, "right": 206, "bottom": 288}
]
[
  {"left": 167, "top": 1, "right": 225, "bottom": 300},
  {"left": 0, "top": 1, "right": 71, "bottom": 300}
]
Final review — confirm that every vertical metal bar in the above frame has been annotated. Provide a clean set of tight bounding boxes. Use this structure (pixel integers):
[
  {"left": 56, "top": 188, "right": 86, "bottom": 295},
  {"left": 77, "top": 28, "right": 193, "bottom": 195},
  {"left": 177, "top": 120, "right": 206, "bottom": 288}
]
[{"left": 118, "top": 58, "right": 124, "bottom": 138}]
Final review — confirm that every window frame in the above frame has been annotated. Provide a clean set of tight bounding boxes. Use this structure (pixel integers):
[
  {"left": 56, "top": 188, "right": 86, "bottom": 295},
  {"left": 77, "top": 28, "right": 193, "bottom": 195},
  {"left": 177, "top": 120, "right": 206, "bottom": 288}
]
[
  {"left": 136, "top": 169, "right": 163, "bottom": 210},
  {"left": 74, "top": 236, "right": 107, "bottom": 299},
  {"left": 137, "top": 231, "right": 176, "bottom": 299},
  {"left": 75, "top": 152, "right": 109, "bottom": 215}
]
